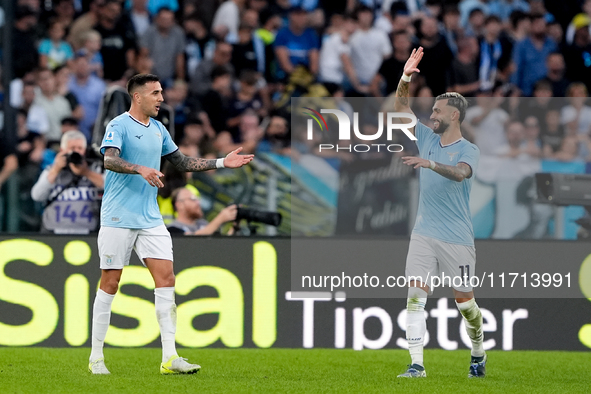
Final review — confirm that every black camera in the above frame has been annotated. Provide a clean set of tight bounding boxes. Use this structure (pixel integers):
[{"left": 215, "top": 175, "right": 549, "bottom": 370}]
[
  {"left": 236, "top": 207, "right": 282, "bottom": 227},
  {"left": 66, "top": 152, "right": 85, "bottom": 165}
]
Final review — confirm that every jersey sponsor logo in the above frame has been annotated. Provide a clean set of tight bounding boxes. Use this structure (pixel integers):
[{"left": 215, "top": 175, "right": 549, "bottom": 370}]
[
  {"left": 135, "top": 134, "right": 143, "bottom": 139},
  {"left": 448, "top": 152, "right": 459, "bottom": 161},
  {"left": 111, "top": 217, "right": 120, "bottom": 222}
]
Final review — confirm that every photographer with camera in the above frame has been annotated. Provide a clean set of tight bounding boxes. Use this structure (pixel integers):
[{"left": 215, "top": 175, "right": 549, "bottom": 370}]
[
  {"left": 31, "top": 130, "right": 104, "bottom": 233},
  {"left": 167, "top": 187, "right": 237, "bottom": 235}
]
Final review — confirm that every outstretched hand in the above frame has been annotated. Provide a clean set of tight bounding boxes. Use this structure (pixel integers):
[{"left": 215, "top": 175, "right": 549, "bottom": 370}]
[
  {"left": 402, "top": 156, "right": 430, "bottom": 169},
  {"left": 224, "top": 147, "right": 255, "bottom": 168},
  {"left": 403, "top": 47, "right": 424, "bottom": 77}
]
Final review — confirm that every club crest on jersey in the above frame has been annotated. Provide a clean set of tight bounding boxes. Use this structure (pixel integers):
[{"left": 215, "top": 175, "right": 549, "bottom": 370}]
[
  {"left": 448, "top": 152, "right": 459, "bottom": 161},
  {"left": 105, "top": 255, "right": 113, "bottom": 265}
]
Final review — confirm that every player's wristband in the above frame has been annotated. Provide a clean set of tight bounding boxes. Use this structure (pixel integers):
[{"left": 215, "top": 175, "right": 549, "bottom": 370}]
[
  {"left": 401, "top": 74, "right": 412, "bottom": 82},
  {"left": 216, "top": 158, "right": 225, "bottom": 169},
  {"left": 429, "top": 160, "right": 436, "bottom": 170}
]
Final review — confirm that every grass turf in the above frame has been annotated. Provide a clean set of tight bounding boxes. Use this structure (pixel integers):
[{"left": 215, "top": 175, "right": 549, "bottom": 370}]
[{"left": 0, "top": 348, "right": 589, "bottom": 393}]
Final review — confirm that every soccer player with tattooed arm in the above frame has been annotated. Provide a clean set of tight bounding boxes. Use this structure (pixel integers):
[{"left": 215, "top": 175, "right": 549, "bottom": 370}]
[
  {"left": 89, "top": 74, "right": 253, "bottom": 375},
  {"left": 394, "top": 47, "right": 486, "bottom": 378}
]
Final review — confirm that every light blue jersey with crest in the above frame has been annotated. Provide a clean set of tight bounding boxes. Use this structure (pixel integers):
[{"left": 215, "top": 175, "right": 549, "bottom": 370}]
[
  {"left": 412, "top": 122, "right": 480, "bottom": 246},
  {"left": 100, "top": 112, "right": 178, "bottom": 228}
]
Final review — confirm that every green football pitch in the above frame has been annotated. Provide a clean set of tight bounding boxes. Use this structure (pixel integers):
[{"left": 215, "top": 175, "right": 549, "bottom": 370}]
[{"left": 0, "top": 348, "right": 590, "bottom": 393}]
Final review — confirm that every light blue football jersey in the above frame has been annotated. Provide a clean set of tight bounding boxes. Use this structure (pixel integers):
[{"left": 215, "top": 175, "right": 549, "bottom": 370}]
[
  {"left": 100, "top": 112, "right": 178, "bottom": 229},
  {"left": 412, "top": 122, "right": 480, "bottom": 246}
]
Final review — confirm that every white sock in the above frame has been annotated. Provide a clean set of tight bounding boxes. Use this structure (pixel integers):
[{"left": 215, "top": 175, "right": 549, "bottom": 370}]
[
  {"left": 155, "top": 287, "right": 178, "bottom": 363},
  {"left": 456, "top": 298, "right": 485, "bottom": 358},
  {"left": 89, "top": 289, "right": 115, "bottom": 362},
  {"left": 406, "top": 287, "right": 428, "bottom": 367}
]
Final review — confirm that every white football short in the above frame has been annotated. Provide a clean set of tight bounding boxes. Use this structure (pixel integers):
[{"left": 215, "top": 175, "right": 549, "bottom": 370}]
[
  {"left": 405, "top": 233, "right": 476, "bottom": 293},
  {"left": 97, "top": 224, "right": 173, "bottom": 269}
]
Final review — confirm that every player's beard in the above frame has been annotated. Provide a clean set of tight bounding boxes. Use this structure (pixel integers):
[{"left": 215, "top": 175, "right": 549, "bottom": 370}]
[{"left": 433, "top": 120, "right": 450, "bottom": 134}]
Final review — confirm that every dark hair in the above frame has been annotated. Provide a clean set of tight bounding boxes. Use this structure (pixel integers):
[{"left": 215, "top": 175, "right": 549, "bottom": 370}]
[
  {"left": 239, "top": 69, "right": 258, "bottom": 85},
  {"left": 127, "top": 73, "right": 160, "bottom": 96},
  {"left": 529, "top": 13, "right": 546, "bottom": 22},
  {"left": 442, "top": 5, "right": 460, "bottom": 16},
  {"left": 156, "top": 6, "right": 174, "bottom": 15},
  {"left": 510, "top": 10, "right": 528, "bottom": 29},
  {"left": 61, "top": 117, "right": 79, "bottom": 126},
  {"left": 354, "top": 4, "right": 373, "bottom": 21},
  {"left": 185, "top": 116, "right": 204, "bottom": 127},
  {"left": 210, "top": 65, "right": 231, "bottom": 80},
  {"left": 435, "top": 92, "right": 468, "bottom": 123},
  {"left": 484, "top": 15, "right": 501, "bottom": 25},
  {"left": 170, "top": 187, "right": 183, "bottom": 212}
]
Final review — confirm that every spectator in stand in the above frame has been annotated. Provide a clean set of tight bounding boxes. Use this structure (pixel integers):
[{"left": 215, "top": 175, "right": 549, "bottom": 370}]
[
  {"left": 349, "top": 5, "right": 391, "bottom": 93},
  {"left": 179, "top": 116, "right": 216, "bottom": 158},
  {"left": 522, "top": 115, "right": 543, "bottom": 158},
  {"left": 507, "top": 10, "right": 530, "bottom": 44},
  {"left": 372, "top": 30, "right": 412, "bottom": 97},
  {"left": 542, "top": 108, "right": 577, "bottom": 162},
  {"left": 164, "top": 79, "right": 191, "bottom": 142},
  {"left": 0, "top": 141, "right": 18, "bottom": 215},
  {"left": 129, "top": 0, "right": 151, "bottom": 37},
  {"left": 318, "top": 14, "right": 361, "bottom": 90},
  {"left": 77, "top": 30, "right": 104, "bottom": 78},
  {"left": 54, "top": 65, "right": 84, "bottom": 121},
  {"left": 190, "top": 40, "right": 234, "bottom": 96},
  {"left": 68, "top": 53, "right": 106, "bottom": 141},
  {"left": 565, "top": 3, "right": 591, "bottom": 45},
  {"left": 439, "top": 4, "right": 462, "bottom": 56},
  {"left": 146, "top": 0, "right": 179, "bottom": 15},
  {"left": 12, "top": 6, "right": 39, "bottom": 79},
  {"left": 226, "top": 70, "right": 265, "bottom": 132},
  {"left": 16, "top": 109, "right": 45, "bottom": 168},
  {"left": 68, "top": 0, "right": 104, "bottom": 50},
  {"left": 94, "top": 0, "right": 138, "bottom": 82},
  {"left": 465, "top": 8, "right": 486, "bottom": 37},
  {"left": 184, "top": 13, "right": 216, "bottom": 81},
  {"left": 212, "top": 0, "right": 245, "bottom": 40},
  {"left": 215, "top": 111, "right": 263, "bottom": 155},
  {"left": 274, "top": 6, "right": 320, "bottom": 79},
  {"left": 488, "top": 0, "right": 529, "bottom": 23},
  {"left": 416, "top": 15, "right": 453, "bottom": 95},
  {"left": 478, "top": 15, "right": 513, "bottom": 92},
  {"left": 38, "top": 19, "right": 75, "bottom": 70},
  {"left": 547, "top": 20, "right": 563, "bottom": 45},
  {"left": 257, "top": 114, "right": 291, "bottom": 155},
  {"left": 459, "top": 0, "right": 490, "bottom": 29},
  {"left": 168, "top": 187, "right": 237, "bottom": 235},
  {"left": 561, "top": 83, "right": 591, "bottom": 161},
  {"left": 140, "top": 7, "right": 186, "bottom": 85},
  {"left": 33, "top": 68, "right": 73, "bottom": 148},
  {"left": 562, "top": 13, "right": 591, "bottom": 93},
  {"left": 31, "top": 130, "right": 104, "bottom": 234},
  {"left": 541, "top": 52, "right": 569, "bottom": 97},
  {"left": 447, "top": 36, "right": 480, "bottom": 97},
  {"left": 20, "top": 82, "right": 50, "bottom": 136},
  {"left": 231, "top": 23, "right": 266, "bottom": 77},
  {"left": 511, "top": 13, "right": 557, "bottom": 96},
  {"left": 199, "top": 65, "right": 233, "bottom": 134},
  {"left": 517, "top": 79, "right": 554, "bottom": 127},
  {"left": 51, "top": 0, "right": 76, "bottom": 30}
]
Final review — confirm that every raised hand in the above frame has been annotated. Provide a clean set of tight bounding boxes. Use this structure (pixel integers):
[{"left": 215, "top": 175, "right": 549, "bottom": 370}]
[
  {"left": 403, "top": 47, "right": 424, "bottom": 77},
  {"left": 224, "top": 147, "right": 255, "bottom": 168}
]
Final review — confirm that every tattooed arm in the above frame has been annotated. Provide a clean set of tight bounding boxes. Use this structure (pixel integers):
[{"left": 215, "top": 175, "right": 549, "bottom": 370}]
[
  {"left": 104, "top": 147, "right": 165, "bottom": 188},
  {"left": 401, "top": 156, "right": 472, "bottom": 182},
  {"left": 164, "top": 147, "right": 254, "bottom": 172},
  {"left": 164, "top": 150, "right": 217, "bottom": 172},
  {"left": 431, "top": 162, "right": 472, "bottom": 182},
  {"left": 104, "top": 147, "right": 142, "bottom": 173}
]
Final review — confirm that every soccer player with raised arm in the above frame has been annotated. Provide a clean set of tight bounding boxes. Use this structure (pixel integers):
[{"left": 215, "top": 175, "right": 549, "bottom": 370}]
[
  {"left": 88, "top": 74, "right": 253, "bottom": 375},
  {"left": 394, "top": 48, "right": 486, "bottom": 378}
]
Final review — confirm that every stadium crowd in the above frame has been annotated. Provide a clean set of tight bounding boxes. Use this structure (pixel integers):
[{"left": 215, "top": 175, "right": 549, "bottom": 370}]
[{"left": 1, "top": 0, "right": 591, "bottom": 235}]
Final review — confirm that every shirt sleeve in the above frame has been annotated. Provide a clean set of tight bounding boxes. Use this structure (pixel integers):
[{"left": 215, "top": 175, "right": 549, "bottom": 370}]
[
  {"left": 458, "top": 143, "right": 480, "bottom": 176},
  {"left": 100, "top": 121, "right": 124, "bottom": 154},
  {"left": 161, "top": 125, "right": 178, "bottom": 156},
  {"left": 414, "top": 121, "right": 437, "bottom": 154},
  {"left": 38, "top": 40, "right": 51, "bottom": 55},
  {"left": 63, "top": 43, "right": 74, "bottom": 60},
  {"left": 274, "top": 29, "right": 288, "bottom": 48}
]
